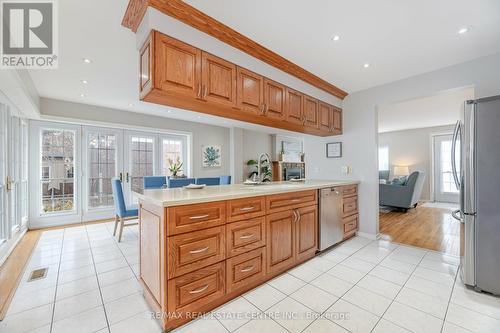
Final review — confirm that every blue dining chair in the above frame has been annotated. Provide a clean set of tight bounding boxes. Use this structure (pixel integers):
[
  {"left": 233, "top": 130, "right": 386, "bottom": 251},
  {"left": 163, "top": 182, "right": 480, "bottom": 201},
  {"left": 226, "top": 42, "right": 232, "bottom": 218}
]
[
  {"left": 143, "top": 176, "right": 167, "bottom": 189},
  {"left": 111, "top": 178, "right": 138, "bottom": 242},
  {"left": 219, "top": 176, "right": 231, "bottom": 185},
  {"left": 195, "top": 177, "right": 220, "bottom": 186},
  {"left": 167, "top": 177, "right": 195, "bottom": 188}
]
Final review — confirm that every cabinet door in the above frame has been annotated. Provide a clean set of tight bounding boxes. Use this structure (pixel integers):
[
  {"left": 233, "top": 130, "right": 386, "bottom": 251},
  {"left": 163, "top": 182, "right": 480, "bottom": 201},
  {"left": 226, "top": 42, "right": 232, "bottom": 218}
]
[
  {"left": 295, "top": 206, "right": 318, "bottom": 262},
  {"left": 303, "top": 96, "right": 319, "bottom": 129},
  {"left": 155, "top": 33, "right": 201, "bottom": 99},
  {"left": 263, "top": 79, "right": 286, "bottom": 120},
  {"left": 318, "top": 102, "right": 332, "bottom": 133},
  {"left": 237, "top": 67, "right": 264, "bottom": 115},
  {"left": 285, "top": 88, "right": 303, "bottom": 125},
  {"left": 266, "top": 210, "right": 296, "bottom": 274},
  {"left": 332, "top": 107, "right": 342, "bottom": 133},
  {"left": 201, "top": 52, "right": 237, "bottom": 107}
]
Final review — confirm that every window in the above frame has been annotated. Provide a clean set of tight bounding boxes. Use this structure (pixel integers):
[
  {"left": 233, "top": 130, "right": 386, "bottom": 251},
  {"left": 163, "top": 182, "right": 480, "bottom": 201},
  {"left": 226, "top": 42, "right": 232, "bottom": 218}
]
[
  {"left": 88, "top": 133, "right": 117, "bottom": 208},
  {"left": 130, "top": 136, "right": 154, "bottom": 192},
  {"left": 378, "top": 146, "right": 389, "bottom": 171},
  {"left": 440, "top": 140, "right": 460, "bottom": 193},
  {"left": 40, "top": 129, "right": 76, "bottom": 214},
  {"left": 161, "top": 138, "right": 184, "bottom": 176}
]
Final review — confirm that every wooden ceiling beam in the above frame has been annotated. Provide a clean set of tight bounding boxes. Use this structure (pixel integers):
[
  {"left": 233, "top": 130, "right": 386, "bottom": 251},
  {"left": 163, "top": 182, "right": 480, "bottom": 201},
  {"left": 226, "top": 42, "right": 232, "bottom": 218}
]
[{"left": 122, "top": 0, "right": 348, "bottom": 99}]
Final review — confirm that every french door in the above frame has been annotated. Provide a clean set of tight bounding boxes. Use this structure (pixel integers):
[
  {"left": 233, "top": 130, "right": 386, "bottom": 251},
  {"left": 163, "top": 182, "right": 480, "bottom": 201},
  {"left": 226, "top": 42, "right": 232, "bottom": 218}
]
[
  {"left": 433, "top": 134, "right": 460, "bottom": 203},
  {"left": 0, "top": 106, "right": 7, "bottom": 245},
  {"left": 30, "top": 121, "right": 190, "bottom": 227}
]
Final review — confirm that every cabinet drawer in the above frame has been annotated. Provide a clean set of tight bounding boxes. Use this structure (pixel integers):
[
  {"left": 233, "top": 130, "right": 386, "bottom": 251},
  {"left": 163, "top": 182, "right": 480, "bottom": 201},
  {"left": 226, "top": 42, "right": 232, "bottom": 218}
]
[
  {"left": 226, "top": 217, "right": 265, "bottom": 257},
  {"left": 168, "top": 226, "right": 225, "bottom": 278},
  {"left": 227, "top": 197, "right": 266, "bottom": 222},
  {"left": 167, "top": 201, "right": 226, "bottom": 235},
  {"left": 226, "top": 248, "right": 266, "bottom": 293},
  {"left": 266, "top": 190, "right": 317, "bottom": 214},
  {"left": 343, "top": 196, "right": 358, "bottom": 217},
  {"left": 342, "top": 185, "right": 358, "bottom": 197},
  {"left": 343, "top": 214, "right": 358, "bottom": 234},
  {"left": 167, "top": 262, "right": 225, "bottom": 314}
]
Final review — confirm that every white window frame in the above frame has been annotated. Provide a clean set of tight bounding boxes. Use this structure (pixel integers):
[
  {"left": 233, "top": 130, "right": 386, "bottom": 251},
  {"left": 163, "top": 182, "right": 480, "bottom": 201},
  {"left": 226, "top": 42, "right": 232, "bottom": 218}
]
[{"left": 378, "top": 146, "right": 389, "bottom": 171}]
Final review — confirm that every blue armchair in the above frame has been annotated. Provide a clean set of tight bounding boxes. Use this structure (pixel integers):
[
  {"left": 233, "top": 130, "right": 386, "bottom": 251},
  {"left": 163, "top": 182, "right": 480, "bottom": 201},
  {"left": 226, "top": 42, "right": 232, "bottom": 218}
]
[
  {"left": 111, "top": 178, "right": 138, "bottom": 242},
  {"left": 379, "top": 171, "right": 426, "bottom": 212}
]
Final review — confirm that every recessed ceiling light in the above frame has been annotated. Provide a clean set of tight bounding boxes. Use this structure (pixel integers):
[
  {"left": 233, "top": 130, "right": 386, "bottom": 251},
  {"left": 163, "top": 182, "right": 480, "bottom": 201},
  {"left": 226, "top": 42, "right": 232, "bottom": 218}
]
[
  {"left": 363, "top": 63, "right": 370, "bottom": 68},
  {"left": 83, "top": 58, "right": 92, "bottom": 64},
  {"left": 458, "top": 27, "right": 469, "bottom": 34},
  {"left": 81, "top": 80, "right": 88, "bottom": 84},
  {"left": 332, "top": 35, "right": 340, "bottom": 42},
  {"left": 80, "top": 93, "right": 86, "bottom": 98}
]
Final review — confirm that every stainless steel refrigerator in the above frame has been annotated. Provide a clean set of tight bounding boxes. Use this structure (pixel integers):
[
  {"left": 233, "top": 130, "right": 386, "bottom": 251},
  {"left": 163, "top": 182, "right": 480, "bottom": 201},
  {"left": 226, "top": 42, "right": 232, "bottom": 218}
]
[{"left": 451, "top": 95, "right": 500, "bottom": 295}]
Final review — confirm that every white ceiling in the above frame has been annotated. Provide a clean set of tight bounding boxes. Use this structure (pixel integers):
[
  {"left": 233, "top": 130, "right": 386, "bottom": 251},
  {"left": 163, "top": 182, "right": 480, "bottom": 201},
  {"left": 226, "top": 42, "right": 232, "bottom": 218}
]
[
  {"left": 27, "top": 0, "right": 500, "bottom": 128},
  {"left": 378, "top": 86, "right": 475, "bottom": 133}
]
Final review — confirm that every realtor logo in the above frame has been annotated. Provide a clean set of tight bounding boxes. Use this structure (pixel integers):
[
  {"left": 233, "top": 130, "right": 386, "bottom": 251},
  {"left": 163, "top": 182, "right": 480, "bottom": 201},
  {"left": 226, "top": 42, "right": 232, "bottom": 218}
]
[{"left": 1, "top": 0, "right": 58, "bottom": 68}]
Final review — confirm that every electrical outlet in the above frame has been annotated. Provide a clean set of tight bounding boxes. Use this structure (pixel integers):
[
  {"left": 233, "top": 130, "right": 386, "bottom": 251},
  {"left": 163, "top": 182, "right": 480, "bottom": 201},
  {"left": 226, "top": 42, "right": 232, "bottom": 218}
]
[{"left": 341, "top": 166, "right": 351, "bottom": 174}]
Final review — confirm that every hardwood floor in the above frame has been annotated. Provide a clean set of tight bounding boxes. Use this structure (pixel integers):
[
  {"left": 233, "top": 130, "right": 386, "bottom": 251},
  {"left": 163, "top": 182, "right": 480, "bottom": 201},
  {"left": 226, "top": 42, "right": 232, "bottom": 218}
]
[{"left": 379, "top": 205, "right": 462, "bottom": 256}]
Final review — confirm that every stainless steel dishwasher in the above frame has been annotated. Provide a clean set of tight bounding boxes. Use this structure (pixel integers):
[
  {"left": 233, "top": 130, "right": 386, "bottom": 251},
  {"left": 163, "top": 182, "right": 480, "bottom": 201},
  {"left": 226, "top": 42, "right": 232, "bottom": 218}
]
[{"left": 319, "top": 187, "right": 344, "bottom": 251}]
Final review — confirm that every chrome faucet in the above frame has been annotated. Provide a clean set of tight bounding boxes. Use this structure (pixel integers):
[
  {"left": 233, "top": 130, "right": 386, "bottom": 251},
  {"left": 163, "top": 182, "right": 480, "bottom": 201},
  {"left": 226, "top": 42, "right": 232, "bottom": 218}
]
[{"left": 257, "top": 153, "right": 271, "bottom": 182}]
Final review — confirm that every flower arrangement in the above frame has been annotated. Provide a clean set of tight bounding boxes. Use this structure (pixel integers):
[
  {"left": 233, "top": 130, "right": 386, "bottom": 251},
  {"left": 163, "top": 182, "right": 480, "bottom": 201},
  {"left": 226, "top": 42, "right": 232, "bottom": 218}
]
[{"left": 167, "top": 156, "right": 183, "bottom": 177}]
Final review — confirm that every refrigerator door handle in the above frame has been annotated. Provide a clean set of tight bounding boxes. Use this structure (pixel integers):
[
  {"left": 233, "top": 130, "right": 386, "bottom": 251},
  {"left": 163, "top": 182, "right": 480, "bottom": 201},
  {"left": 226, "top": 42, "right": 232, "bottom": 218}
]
[
  {"left": 451, "top": 120, "right": 461, "bottom": 190},
  {"left": 451, "top": 209, "right": 462, "bottom": 222}
]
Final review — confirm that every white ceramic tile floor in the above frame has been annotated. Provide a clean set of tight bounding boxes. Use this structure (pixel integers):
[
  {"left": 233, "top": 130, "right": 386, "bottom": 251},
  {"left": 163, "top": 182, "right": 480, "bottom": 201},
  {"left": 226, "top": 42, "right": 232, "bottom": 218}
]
[{"left": 3, "top": 224, "right": 500, "bottom": 333}]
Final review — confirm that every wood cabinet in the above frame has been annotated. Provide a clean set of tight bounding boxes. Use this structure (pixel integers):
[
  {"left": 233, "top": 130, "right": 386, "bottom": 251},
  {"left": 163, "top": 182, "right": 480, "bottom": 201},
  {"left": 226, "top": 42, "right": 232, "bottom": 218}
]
[
  {"left": 286, "top": 88, "right": 304, "bottom": 125},
  {"left": 155, "top": 33, "right": 201, "bottom": 99},
  {"left": 340, "top": 185, "right": 359, "bottom": 239},
  {"left": 266, "top": 210, "right": 296, "bottom": 274},
  {"left": 139, "top": 189, "right": 320, "bottom": 331},
  {"left": 303, "top": 96, "right": 319, "bottom": 129},
  {"left": 236, "top": 67, "right": 264, "bottom": 115},
  {"left": 263, "top": 79, "right": 286, "bottom": 120},
  {"left": 201, "top": 52, "right": 237, "bottom": 107},
  {"left": 141, "top": 30, "right": 343, "bottom": 137}
]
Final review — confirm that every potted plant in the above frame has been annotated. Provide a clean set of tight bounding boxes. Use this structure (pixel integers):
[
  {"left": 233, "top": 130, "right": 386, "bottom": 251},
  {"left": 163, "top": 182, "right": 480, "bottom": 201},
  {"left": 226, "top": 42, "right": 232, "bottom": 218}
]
[{"left": 167, "top": 156, "right": 183, "bottom": 178}]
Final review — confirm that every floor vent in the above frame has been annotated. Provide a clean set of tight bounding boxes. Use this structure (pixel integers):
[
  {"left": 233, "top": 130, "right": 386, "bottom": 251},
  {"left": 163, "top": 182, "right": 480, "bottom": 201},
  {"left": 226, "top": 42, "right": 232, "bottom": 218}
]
[{"left": 28, "top": 267, "right": 48, "bottom": 282}]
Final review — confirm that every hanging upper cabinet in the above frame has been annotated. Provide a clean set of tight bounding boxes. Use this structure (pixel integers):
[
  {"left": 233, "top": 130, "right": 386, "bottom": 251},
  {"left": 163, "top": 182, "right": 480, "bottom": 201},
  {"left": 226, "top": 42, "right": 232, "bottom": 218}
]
[
  {"left": 152, "top": 33, "right": 201, "bottom": 99},
  {"left": 303, "top": 96, "right": 319, "bottom": 129},
  {"left": 237, "top": 68, "right": 264, "bottom": 115},
  {"left": 286, "top": 88, "right": 304, "bottom": 125},
  {"left": 263, "top": 79, "right": 286, "bottom": 120},
  {"left": 201, "top": 52, "right": 237, "bottom": 107},
  {"left": 140, "top": 30, "right": 343, "bottom": 136}
]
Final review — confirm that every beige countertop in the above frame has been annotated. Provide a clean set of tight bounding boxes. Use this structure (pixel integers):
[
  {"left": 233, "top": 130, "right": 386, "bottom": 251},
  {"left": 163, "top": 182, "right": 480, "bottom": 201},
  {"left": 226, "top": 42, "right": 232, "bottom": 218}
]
[{"left": 133, "top": 180, "right": 359, "bottom": 207}]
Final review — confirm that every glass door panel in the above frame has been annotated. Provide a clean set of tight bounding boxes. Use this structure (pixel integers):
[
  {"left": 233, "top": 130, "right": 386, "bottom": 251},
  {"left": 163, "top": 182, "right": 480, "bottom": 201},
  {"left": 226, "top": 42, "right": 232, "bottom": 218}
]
[
  {"left": 124, "top": 132, "right": 156, "bottom": 204},
  {"left": 82, "top": 127, "right": 123, "bottom": 221},
  {"left": 159, "top": 135, "right": 188, "bottom": 177},
  {"left": 0, "top": 106, "right": 7, "bottom": 244},
  {"left": 434, "top": 134, "right": 460, "bottom": 203}
]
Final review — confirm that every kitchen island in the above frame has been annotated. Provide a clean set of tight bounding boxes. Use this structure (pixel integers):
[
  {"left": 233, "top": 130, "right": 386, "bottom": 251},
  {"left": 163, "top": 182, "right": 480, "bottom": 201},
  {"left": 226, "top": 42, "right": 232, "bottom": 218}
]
[{"left": 134, "top": 180, "right": 359, "bottom": 331}]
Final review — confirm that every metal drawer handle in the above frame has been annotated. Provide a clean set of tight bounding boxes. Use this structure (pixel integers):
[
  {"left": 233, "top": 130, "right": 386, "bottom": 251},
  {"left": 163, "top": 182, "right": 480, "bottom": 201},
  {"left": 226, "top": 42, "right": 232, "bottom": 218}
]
[
  {"left": 188, "top": 284, "right": 209, "bottom": 294},
  {"left": 189, "top": 246, "right": 209, "bottom": 254},
  {"left": 239, "top": 233, "right": 255, "bottom": 239},
  {"left": 189, "top": 214, "right": 210, "bottom": 220},
  {"left": 291, "top": 199, "right": 301, "bottom": 202},
  {"left": 240, "top": 265, "right": 254, "bottom": 273},
  {"left": 239, "top": 206, "right": 255, "bottom": 212}
]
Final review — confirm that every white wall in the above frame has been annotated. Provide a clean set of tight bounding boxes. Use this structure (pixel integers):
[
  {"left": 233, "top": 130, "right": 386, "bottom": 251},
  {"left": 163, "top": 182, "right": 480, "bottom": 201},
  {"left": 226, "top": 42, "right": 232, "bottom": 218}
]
[
  {"left": 379, "top": 125, "right": 455, "bottom": 201},
  {"left": 337, "top": 52, "right": 500, "bottom": 237},
  {"left": 241, "top": 129, "right": 273, "bottom": 180},
  {"left": 40, "top": 98, "right": 232, "bottom": 178}
]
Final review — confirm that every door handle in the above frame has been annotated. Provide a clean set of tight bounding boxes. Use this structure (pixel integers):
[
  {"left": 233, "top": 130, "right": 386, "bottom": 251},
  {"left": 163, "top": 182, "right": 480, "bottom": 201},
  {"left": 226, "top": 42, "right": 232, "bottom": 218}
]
[
  {"left": 203, "top": 85, "right": 208, "bottom": 98},
  {"left": 188, "top": 284, "right": 209, "bottom": 294},
  {"left": 240, "top": 265, "right": 254, "bottom": 273},
  {"left": 451, "top": 120, "right": 461, "bottom": 190},
  {"left": 119, "top": 172, "right": 123, "bottom": 182},
  {"left": 451, "top": 209, "right": 463, "bottom": 222},
  {"left": 126, "top": 172, "right": 129, "bottom": 183},
  {"left": 189, "top": 246, "right": 209, "bottom": 254},
  {"left": 197, "top": 83, "right": 202, "bottom": 98},
  {"left": 189, "top": 214, "right": 210, "bottom": 220},
  {"left": 296, "top": 209, "right": 301, "bottom": 223}
]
